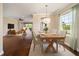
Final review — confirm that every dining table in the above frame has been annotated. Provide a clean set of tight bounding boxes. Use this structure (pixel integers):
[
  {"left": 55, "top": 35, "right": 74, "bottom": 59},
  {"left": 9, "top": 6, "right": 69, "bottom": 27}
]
[{"left": 39, "top": 33, "right": 65, "bottom": 53}]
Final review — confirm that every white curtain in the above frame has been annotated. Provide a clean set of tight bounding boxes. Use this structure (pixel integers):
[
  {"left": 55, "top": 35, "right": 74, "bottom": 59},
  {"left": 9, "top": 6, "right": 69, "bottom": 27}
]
[{"left": 70, "top": 5, "right": 78, "bottom": 50}]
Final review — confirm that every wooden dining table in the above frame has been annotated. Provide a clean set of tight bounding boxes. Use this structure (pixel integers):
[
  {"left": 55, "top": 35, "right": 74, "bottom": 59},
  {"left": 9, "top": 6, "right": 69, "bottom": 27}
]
[{"left": 39, "top": 33, "right": 65, "bottom": 53}]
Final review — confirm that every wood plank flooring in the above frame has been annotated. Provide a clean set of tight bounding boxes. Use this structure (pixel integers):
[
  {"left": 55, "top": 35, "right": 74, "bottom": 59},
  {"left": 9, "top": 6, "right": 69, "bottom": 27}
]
[
  {"left": 3, "top": 33, "right": 79, "bottom": 56},
  {"left": 3, "top": 36, "right": 32, "bottom": 56}
]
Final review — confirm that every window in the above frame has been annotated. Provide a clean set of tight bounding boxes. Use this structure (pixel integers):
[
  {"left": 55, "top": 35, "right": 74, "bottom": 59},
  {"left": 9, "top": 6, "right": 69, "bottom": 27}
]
[
  {"left": 23, "top": 23, "right": 32, "bottom": 31},
  {"left": 60, "top": 10, "right": 72, "bottom": 35},
  {"left": 25, "top": 24, "right": 32, "bottom": 29}
]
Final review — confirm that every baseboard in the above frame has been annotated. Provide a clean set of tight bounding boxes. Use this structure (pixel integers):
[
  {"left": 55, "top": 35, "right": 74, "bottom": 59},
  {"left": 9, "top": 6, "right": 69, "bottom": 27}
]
[
  {"left": 62, "top": 43, "right": 79, "bottom": 56},
  {"left": 0, "top": 50, "right": 4, "bottom": 56}
]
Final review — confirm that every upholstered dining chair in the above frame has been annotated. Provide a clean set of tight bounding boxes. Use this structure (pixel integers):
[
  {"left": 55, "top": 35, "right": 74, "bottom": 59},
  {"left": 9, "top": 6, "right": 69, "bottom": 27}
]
[
  {"left": 56, "top": 30, "right": 67, "bottom": 51},
  {"left": 51, "top": 29, "right": 58, "bottom": 34},
  {"left": 32, "top": 31, "right": 43, "bottom": 52}
]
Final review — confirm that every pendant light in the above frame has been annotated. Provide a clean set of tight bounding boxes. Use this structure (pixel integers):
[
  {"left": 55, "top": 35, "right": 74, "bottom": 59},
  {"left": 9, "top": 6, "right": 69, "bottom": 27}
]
[{"left": 43, "top": 5, "right": 50, "bottom": 24}]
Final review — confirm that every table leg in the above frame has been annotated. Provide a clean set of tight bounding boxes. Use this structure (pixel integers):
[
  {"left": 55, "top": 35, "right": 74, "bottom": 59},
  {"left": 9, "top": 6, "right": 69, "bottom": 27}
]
[
  {"left": 56, "top": 41, "right": 58, "bottom": 52},
  {"left": 45, "top": 41, "right": 55, "bottom": 53}
]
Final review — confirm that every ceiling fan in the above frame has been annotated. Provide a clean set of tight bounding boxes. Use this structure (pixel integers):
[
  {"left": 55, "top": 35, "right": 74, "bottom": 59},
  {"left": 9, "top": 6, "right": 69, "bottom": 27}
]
[{"left": 19, "top": 18, "right": 23, "bottom": 21}]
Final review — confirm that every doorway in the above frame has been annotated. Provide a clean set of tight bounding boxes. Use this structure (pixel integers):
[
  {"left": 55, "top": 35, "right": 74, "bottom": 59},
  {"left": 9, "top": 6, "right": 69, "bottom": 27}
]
[{"left": 23, "top": 22, "right": 33, "bottom": 31}]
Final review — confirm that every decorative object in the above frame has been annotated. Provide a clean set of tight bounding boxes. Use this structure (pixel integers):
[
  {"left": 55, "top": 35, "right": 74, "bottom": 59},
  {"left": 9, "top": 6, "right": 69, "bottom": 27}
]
[
  {"left": 7, "top": 29, "right": 16, "bottom": 35},
  {"left": 43, "top": 23, "right": 48, "bottom": 33}
]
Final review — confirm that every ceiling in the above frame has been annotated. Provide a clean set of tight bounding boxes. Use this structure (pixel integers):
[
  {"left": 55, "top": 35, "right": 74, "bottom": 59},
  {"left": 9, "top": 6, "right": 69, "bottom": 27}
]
[{"left": 3, "top": 3, "right": 72, "bottom": 20}]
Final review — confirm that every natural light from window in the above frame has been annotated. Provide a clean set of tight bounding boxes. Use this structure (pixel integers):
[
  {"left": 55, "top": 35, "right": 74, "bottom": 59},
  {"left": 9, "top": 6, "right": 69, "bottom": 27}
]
[{"left": 60, "top": 10, "right": 72, "bottom": 35}]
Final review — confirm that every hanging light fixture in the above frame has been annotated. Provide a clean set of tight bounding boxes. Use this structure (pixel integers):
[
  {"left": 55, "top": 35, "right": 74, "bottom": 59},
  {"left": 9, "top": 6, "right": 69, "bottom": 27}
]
[
  {"left": 40, "top": 4, "right": 51, "bottom": 32},
  {"left": 42, "top": 5, "right": 50, "bottom": 24},
  {"left": 45, "top": 5, "right": 48, "bottom": 18},
  {"left": 41, "top": 5, "right": 48, "bottom": 19}
]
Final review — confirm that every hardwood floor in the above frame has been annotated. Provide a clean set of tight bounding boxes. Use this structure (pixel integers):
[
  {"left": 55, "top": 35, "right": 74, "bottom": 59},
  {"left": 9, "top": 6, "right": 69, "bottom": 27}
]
[
  {"left": 62, "top": 44, "right": 79, "bottom": 56},
  {"left": 3, "top": 36, "right": 32, "bottom": 56},
  {"left": 13, "top": 39, "right": 32, "bottom": 56},
  {"left": 3, "top": 34, "right": 79, "bottom": 56}
]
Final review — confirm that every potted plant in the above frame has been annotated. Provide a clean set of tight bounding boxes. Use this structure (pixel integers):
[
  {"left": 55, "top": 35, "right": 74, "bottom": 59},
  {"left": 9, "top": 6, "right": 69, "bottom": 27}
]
[{"left": 43, "top": 23, "right": 48, "bottom": 33}]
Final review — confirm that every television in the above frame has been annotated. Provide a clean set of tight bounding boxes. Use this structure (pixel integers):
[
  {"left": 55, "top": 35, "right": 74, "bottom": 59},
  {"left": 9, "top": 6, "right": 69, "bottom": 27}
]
[{"left": 8, "top": 24, "right": 14, "bottom": 29}]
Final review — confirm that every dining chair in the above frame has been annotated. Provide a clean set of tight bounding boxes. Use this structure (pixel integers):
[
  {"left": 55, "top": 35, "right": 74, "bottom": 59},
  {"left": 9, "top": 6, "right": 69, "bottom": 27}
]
[
  {"left": 32, "top": 31, "right": 43, "bottom": 52},
  {"left": 56, "top": 30, "right": 67, "bottom": 51},
  {"left": 51, "top": 29, "right": 58, "bottom": 34}
]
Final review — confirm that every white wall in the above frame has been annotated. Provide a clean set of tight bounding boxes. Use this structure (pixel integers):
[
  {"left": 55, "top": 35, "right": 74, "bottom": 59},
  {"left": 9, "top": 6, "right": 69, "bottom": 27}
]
[
  {"left": 3, "top": 17, "right": 19, "bottom": 36},
  {"left": 23, "top": 17, "right": 32, "bottom": 23},
  {"left": 50, "top": 14, "right": 60, "bottom": 32},
  {"left": 0, "top": 3, "right": 4, "bottom": 55},
  {"left": 33, "top": 14, "right": 41, "bottom": 34}
]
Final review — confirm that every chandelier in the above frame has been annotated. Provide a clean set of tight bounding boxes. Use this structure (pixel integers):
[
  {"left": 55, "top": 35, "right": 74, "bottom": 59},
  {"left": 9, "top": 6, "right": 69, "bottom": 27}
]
[{"left": 41, "top": 5, "right": 50, "bottom": 24}]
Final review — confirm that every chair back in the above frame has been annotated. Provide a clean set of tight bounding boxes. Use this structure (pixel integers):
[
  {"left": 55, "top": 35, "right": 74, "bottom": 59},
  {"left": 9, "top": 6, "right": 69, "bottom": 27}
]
[
  {"left": 32, "top": 31, "right": 41, "bottom": 43},
  {"left": 57, "top": 30, "right": 67, "bottom": 43},
  {"left": 51, "top": 29, "right": 58, "bottom": 34},
  {"left": 57, "top": 30, "right": 66, "bottom": 38},
  {"left": 32, "top": 31, "right": 36, "bottom": 42}
]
